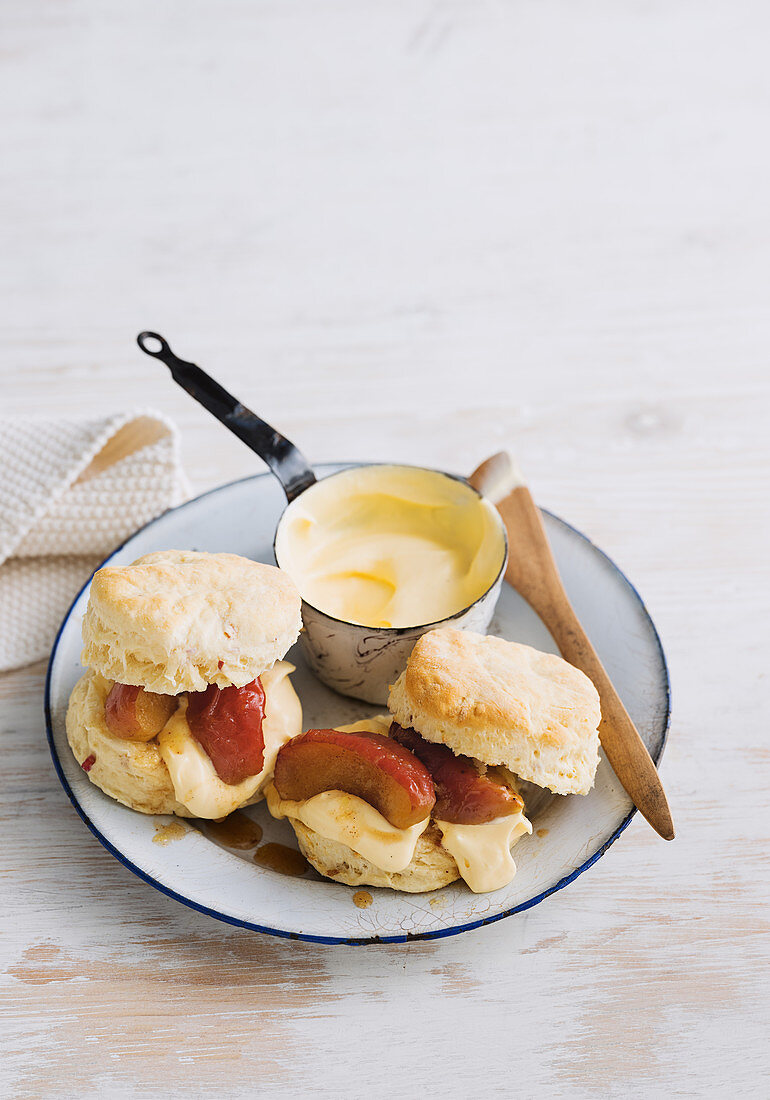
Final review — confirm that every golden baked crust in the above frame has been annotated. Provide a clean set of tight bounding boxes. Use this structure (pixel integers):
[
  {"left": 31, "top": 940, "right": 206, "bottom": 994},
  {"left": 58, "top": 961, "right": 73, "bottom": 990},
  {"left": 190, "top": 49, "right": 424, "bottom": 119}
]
[
  {"left": 292, "top": 820, "right": 460, "bottom": 892},
  {"left": 81, "top": 550, "right": 301, "bottom": 693},
  {"left": 66, "top": 670, "right": 191, "bottom": 816},
  {"left": 388, "top": 628, "right": 601, "bottom": 796}
]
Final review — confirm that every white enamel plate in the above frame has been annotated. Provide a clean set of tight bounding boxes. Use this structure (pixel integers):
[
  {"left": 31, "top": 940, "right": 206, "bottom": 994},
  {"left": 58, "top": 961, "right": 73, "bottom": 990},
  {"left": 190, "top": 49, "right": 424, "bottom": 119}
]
[{"left": 45, "top": 465, "right": 670, "bottom": 944}]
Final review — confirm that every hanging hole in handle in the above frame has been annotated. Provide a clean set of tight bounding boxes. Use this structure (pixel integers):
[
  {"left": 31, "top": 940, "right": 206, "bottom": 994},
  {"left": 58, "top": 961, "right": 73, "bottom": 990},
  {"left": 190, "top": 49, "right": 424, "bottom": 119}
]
[{"left": 137, "top": 331, "right": 170, "bottom": 357}]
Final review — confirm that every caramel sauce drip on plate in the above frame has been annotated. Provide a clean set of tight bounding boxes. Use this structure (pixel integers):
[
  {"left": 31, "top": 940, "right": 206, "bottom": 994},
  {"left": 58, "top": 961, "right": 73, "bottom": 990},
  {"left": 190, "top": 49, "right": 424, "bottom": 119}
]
[
  {"left": 203, "top": 811, "right": 263, "bottom": 850},
  {"left": 253, "top": 843, "right": 309, "bottom": 877},
  {"left": 153, "top": 822, "right": 188, "bottom": 846}
]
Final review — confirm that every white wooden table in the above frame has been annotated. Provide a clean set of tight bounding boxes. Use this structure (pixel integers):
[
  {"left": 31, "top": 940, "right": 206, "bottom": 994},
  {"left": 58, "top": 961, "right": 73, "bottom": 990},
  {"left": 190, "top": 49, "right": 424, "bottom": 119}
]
[{"left": 2, "top": 2, "right": 768, "bottom": 1096}]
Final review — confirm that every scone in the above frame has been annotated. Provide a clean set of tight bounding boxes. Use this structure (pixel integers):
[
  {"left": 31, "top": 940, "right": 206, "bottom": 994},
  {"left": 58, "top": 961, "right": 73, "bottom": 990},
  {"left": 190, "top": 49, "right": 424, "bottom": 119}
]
[
  {"left": 266, "top": 628, "right": 601, "bottom": 894},
  {"left": 66, "top": 550, "right": 303, "bottom": 818}
]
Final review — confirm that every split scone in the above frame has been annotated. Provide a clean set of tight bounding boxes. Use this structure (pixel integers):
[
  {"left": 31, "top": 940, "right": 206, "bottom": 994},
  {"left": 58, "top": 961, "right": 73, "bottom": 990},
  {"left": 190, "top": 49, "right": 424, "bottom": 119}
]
[
  {"left": 66, "top": 550, "right": 303, "bottom": 818},
  {"left": 266, "top": 628, "right": 601, "bottom": 894}
]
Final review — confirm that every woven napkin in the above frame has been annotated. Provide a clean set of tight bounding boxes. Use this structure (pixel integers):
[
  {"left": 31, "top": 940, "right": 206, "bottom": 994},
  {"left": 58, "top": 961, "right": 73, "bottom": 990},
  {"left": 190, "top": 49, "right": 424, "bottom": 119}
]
[{"left": 0, "top": 411, "right": 189, "bottom": 672}]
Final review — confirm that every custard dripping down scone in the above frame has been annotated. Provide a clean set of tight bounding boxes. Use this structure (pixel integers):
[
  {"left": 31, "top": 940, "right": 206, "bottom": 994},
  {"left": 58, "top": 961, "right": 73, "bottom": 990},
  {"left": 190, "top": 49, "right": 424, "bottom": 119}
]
[
  {"left": 67, "top": 550, "right": 303, "bottom": 818},
  {"left": 266, "top": 628, "right": 602, "bottom": 894}
]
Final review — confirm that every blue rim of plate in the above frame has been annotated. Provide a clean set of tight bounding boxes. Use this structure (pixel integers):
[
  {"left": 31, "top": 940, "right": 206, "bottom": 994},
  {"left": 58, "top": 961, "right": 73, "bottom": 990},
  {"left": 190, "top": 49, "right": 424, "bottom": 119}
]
[{"left": 44, "top": 470, "right": 671, "bottom": 946}]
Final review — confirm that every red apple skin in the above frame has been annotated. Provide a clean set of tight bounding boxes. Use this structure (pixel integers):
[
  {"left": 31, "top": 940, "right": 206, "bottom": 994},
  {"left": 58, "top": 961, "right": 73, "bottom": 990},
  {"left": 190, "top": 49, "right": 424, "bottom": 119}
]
[
  {"left": 186, "top": 679, "right": 266, "bottom": 786},
  {"left": 389, "top": 723, "right": 523, "bottom": 824},
  {"left": 273, "top": 728, "right": 435, "bottom": 830},
  {"left": 104, "top": 683, "right": 176, "bottom": 742}
]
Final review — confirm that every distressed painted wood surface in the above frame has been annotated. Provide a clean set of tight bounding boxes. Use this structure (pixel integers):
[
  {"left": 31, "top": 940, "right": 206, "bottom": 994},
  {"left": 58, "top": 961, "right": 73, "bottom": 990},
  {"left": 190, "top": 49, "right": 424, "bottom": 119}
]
[{"left": 1, "top": 1, "right": 768, "bottom": 1096}]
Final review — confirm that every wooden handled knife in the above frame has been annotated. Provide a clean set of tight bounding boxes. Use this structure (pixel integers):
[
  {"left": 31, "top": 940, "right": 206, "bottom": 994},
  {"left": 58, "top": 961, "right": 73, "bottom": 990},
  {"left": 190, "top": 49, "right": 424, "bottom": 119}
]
[{"left": 469, "top": 452, "right": 674, "bottom": 841}]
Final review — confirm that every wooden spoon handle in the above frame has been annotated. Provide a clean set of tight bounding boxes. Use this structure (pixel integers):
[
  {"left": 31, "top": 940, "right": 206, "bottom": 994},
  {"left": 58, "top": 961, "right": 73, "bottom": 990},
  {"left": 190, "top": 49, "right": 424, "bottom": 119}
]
[{"left": 472, "top": 471, "right": 674, "bottom": 841}]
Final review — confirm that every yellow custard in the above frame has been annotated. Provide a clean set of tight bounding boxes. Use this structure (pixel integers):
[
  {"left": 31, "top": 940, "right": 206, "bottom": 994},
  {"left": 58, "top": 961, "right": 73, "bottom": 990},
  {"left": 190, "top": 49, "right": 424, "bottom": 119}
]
[{"left": 274, "top": 465, "right": 506, "bottom": 628}]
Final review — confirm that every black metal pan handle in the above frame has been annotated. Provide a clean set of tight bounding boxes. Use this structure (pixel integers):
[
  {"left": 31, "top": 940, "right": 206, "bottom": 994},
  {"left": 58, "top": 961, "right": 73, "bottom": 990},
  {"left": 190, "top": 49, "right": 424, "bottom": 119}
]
[{"left": 137, "top": 331, "right": 316, "bottom": 503}]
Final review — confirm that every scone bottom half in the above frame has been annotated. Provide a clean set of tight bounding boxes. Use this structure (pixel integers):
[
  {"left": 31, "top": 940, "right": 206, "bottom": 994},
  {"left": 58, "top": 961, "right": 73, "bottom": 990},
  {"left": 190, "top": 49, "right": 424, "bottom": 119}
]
[
  {"left": 80, "top": 549, "right": 302, "bottom": 694},
  {"left": 67, "top": 551, "right": 303, "bottom": 819},
  {"left": 266, "top": 718, "right": 533, "bottom": 894}
]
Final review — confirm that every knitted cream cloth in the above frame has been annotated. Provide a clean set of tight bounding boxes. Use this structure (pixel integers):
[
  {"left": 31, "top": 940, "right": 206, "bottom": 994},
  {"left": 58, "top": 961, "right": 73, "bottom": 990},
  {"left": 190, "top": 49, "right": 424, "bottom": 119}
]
[{"left": 0, "top": 411, "right": 189, "bottom": 671}]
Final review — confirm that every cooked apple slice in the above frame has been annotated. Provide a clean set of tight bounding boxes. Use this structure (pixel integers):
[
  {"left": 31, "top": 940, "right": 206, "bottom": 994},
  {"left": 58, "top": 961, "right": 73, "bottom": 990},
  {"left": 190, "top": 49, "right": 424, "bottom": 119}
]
[
  {"left": 104, "top": 683, "right": 176, "bottom": 742},
  {"left": 187, "top": 679, "right": 266, "bottom": 786},
  {"left": 390, "top": 723, "right": 523, "bottom": 824},
  {"left": 273, "top": 729, "right": 435, "bottom": 829}
]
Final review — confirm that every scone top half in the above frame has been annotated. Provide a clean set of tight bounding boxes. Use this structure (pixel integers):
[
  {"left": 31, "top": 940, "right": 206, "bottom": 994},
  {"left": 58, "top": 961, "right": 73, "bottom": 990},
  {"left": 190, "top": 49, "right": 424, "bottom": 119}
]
[
  {"left": 82, "top": 550, "right": 301, "bottom": 694},
  {"left": 388, "top": 627, "right": 601, "bottom": 797}
]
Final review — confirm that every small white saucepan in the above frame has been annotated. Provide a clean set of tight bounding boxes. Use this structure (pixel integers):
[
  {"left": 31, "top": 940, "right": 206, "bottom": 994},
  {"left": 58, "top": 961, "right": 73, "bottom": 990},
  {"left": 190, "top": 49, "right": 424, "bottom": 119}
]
[{"left": 137, "top": 332, "right": 508, "bottom": 704}]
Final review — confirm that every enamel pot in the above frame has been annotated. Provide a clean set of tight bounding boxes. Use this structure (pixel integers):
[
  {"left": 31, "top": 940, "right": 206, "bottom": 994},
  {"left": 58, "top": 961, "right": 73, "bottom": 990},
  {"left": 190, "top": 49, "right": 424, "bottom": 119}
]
[{"left": 137, "top": 332, "right": 508, "bottom": 704}]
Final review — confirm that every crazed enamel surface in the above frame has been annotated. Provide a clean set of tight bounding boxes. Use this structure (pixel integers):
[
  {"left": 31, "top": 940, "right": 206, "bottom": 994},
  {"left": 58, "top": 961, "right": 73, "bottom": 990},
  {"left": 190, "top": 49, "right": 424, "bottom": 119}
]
[{"left": 46, "top": 466, "right": 669, "bottom": 943}]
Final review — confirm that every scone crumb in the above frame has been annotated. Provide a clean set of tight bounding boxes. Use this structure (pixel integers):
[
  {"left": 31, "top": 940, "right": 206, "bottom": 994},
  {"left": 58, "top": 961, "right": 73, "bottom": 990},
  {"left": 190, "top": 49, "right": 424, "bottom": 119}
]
[{"left": 353, "top": 890, "right": 373, "bottom": 909}]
